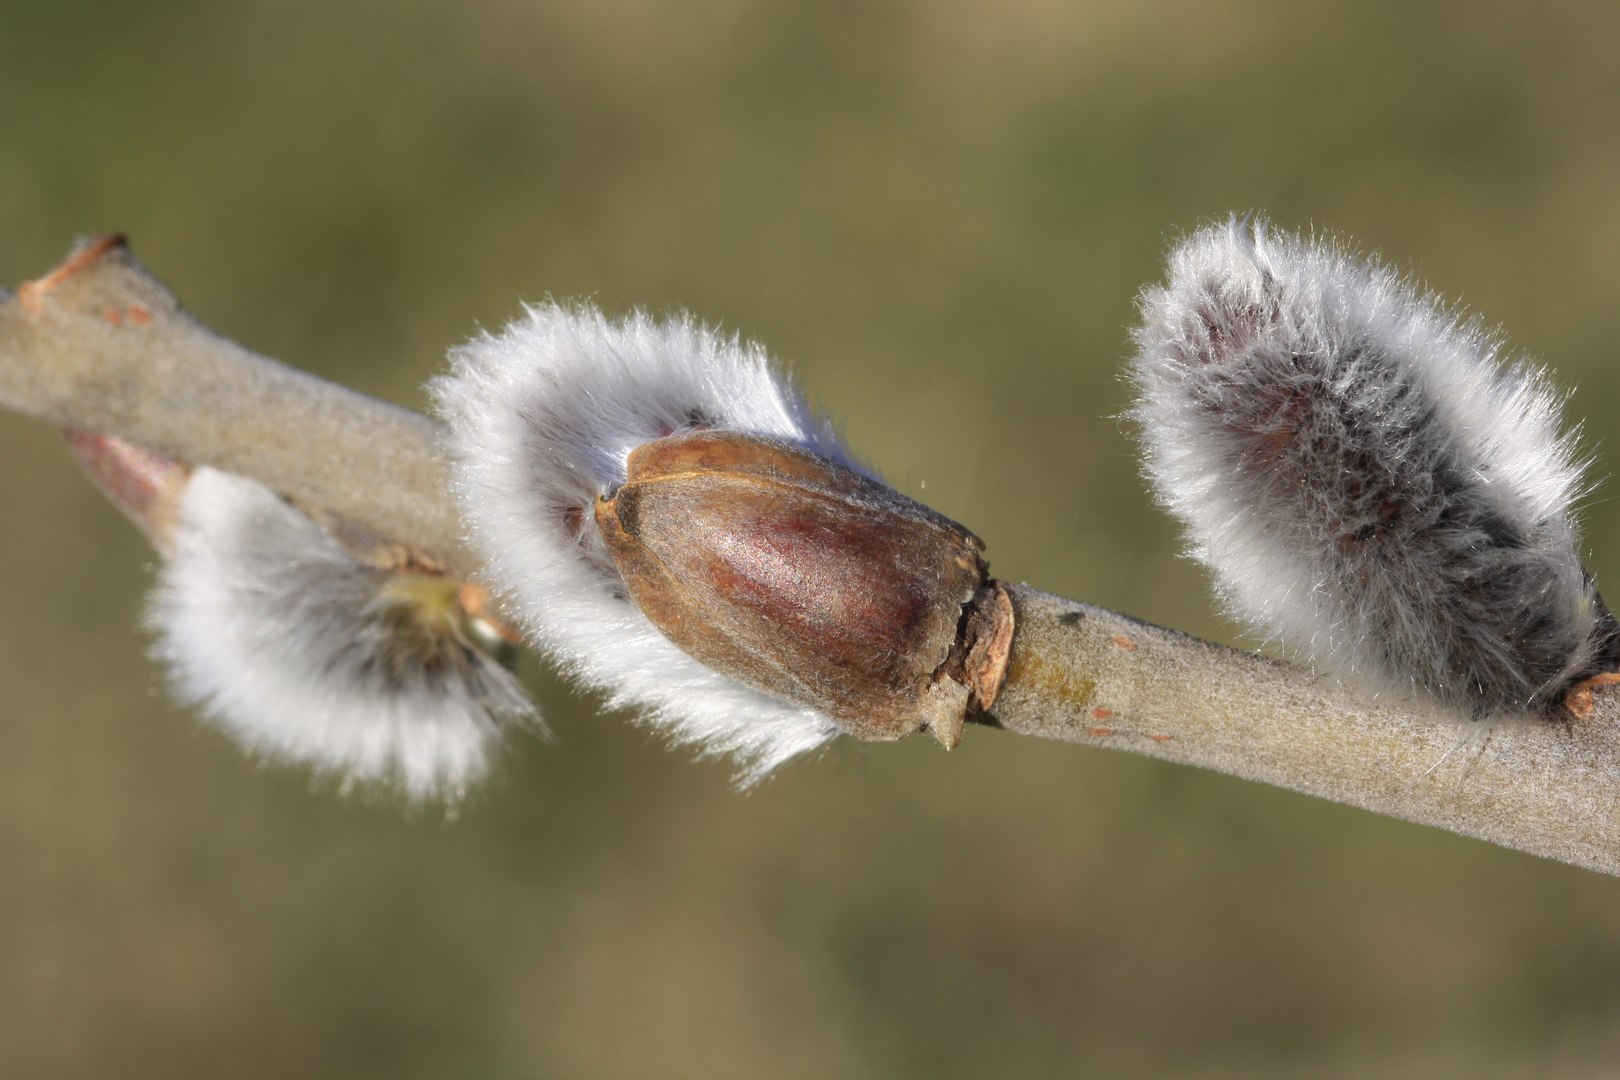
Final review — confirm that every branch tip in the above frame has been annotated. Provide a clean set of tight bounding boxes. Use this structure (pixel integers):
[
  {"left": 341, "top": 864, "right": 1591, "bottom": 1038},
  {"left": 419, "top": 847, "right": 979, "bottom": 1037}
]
[{"left": 17, "top": 233, "right": 129, "bottom": 314}]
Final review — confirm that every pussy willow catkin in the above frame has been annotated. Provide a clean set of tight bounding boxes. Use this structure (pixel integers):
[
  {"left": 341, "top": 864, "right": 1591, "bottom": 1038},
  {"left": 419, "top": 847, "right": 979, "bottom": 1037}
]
[{"left": 1131, "top": 218, "right": 1618, "bottom": 715}]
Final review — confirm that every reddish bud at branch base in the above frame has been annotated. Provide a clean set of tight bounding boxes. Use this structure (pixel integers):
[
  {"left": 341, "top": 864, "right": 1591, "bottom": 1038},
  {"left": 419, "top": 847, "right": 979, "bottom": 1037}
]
[
  {"left": 595, "top": 430, "right": 1010, "bottom": 748},
  {"left": 64, "top": 430, "right": 192, "bottom": 550}
]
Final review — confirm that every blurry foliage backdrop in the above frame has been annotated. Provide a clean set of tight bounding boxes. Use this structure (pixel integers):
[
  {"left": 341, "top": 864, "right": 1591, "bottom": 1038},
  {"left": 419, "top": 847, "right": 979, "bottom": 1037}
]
[{"left": 3, "top": 2, "right": 1620, "bottom": 1077}]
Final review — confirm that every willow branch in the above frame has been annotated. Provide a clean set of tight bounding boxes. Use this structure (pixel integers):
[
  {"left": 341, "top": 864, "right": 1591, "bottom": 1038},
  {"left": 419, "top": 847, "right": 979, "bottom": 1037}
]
[
  {"left": 5, "top": 238, "right": 1619, "bottom": 874},
  {"left": 0, "top": 237, "right": 469, "bottom": 573},
  {"left": 993, "top": 588, "right": 1620, "bottom": 875}
]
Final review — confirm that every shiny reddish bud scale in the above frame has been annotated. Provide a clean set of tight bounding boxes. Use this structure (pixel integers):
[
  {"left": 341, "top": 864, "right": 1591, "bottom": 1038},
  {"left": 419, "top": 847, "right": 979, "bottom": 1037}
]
[{"left": 595, "top": 430, "right": 999, "bottom": 747}]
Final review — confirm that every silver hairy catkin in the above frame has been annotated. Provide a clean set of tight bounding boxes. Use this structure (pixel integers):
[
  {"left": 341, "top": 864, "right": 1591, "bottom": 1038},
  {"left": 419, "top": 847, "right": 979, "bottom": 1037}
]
[
  {"left": 431, "top": 302, "right": 853, "bottom": 781},
  {"left": 150, "top": 467, "right": 540, "bottom": 800},
  {"left": 67, "top": 431, "right": 540, "bottom": 801},
  {"left": 1131, "top": 217, "right": 1619, "bottom": 715}
]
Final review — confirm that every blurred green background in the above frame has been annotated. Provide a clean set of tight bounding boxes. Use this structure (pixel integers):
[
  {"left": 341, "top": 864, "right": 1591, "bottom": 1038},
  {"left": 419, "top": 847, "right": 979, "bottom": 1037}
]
[{"left": 3, "top": 2, "right": 1620, "bottom": 1076}]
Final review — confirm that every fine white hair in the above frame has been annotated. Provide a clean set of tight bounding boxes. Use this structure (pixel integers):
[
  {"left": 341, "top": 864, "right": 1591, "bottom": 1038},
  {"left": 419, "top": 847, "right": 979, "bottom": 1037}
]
[
  {"left": 431, "top": 303, "right": 851, "bottom": 782},
  {"left": 150, "top": 467, "right": 538, "bottom": 801},
  {"left": 1131, "top": 217, "right": 1609, "bottom": 715}
]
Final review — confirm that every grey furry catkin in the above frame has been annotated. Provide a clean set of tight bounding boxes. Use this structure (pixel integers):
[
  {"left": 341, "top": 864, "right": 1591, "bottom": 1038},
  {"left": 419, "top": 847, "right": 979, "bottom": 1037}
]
[
  {"left": 151, "top": 466, "right": 540, "bottom": 801},
  {"left": 1131, "top": 217, "right": 1619, "bottom": 715}
]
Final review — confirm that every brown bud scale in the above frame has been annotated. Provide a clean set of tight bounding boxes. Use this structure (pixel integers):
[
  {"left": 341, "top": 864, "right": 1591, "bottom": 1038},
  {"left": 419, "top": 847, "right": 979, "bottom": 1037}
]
[{"left": 595, "top": 430, "right": 1003, "bottom": 747}]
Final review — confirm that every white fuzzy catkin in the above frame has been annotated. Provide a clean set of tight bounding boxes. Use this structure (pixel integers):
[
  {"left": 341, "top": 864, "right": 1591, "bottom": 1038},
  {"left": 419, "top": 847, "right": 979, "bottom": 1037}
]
[
  {"left": 431, "top": 303, "right": 854, "bottom": 781},
  {"left": 1131, "top": 217, "right": 1611, "bottom": 715},
  {"left": 150, "top": 467, "right": 538, "bottom": 800}
]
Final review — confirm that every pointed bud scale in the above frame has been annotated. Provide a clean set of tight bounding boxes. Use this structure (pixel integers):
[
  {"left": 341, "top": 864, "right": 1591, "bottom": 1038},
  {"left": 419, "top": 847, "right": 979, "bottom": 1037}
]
[
  {"left": 596, "top": 430, "right": 987, "bottom": 747},
  {"left": 65, "top": 429, "right": 191, "bottom": 550}
]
